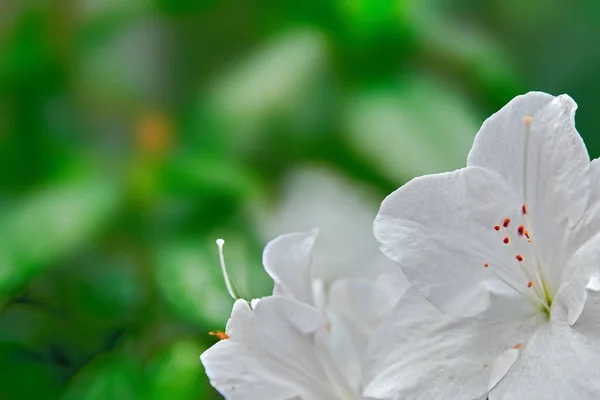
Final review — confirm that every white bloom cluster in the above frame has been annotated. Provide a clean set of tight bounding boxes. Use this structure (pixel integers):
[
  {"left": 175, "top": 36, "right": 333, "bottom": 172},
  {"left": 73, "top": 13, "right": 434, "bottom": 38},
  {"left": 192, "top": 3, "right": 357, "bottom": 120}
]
[{"left": 201, "top": 92, "right": 600, "bottom": 399}]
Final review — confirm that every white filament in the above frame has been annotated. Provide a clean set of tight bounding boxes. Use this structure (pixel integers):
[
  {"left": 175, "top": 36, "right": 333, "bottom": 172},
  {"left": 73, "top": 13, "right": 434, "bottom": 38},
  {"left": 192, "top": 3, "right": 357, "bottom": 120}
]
[{"left": 216, "top": 238, "right": 240, "bottom": 300}]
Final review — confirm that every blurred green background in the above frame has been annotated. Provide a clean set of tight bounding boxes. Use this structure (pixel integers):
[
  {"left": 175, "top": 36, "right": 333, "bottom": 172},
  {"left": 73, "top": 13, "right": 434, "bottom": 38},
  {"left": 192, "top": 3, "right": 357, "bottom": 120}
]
[{"left": 2, "top": 0, "right": 600, "bottom": 399}]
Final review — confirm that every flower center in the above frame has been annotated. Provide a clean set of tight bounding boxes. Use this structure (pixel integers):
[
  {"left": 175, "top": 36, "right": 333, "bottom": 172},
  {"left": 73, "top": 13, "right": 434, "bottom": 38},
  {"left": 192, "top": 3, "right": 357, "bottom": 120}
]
[
  {"left": 483, "top": 208, "right": 552, "bottom": 317},
  {"left": 482, "top": 115, "right": 555, "bottom": 318},
  {"left": 484, "top": 207, "right": 553, "bottom": 318}
]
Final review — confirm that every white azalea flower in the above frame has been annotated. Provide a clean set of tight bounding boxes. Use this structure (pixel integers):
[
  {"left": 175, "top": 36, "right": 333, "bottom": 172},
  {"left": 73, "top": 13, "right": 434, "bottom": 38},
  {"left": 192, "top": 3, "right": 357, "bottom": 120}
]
[
  {"left": 372, "top": 92, "right": 600, "bottom": 398},
  {"left": 201, "top": 230, "right": 405, "bottom": 399}
]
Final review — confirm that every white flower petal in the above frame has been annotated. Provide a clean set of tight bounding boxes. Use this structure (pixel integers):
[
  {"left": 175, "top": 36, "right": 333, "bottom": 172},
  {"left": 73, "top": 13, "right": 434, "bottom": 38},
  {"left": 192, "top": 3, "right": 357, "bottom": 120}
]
[
  {"left": 262, "top": 230, "right": 319, "bottom": 306},
  {"left": 468, "top": 92, "right": 590, "bottom": 290},
  {"left": 201, "top": 340, "right": 297, "bottom": 400},
  {"left": 201, "top": 297, "right": 354, "bottom": 400},
  {"left": 490, "top": 324, "right": 600, "bottom": 399},
  {"left": 327, "top": 311, "right": 365, "bottom": 394},
  {"left": 567, "top": 159, "right": 600, "bottom": 267},
  {"left": 491, "top": 234, "right": 600, "bottom": 399},
  {"left": 575, "top": 276, "right": 600, "bottom": 334},
  {"left": 363, "top": 288, "right": 542, "bottom": 400},
  {"left": 327, "top": 273, "right": 408, "bottom": 391},
  {"left": 375, "top": 166, "right": 527, "bottom": 316},
  {"left": 467, "top": 92, "right": 587, "bottom": 199},
  {"left": 552, "top": 232, "right": 600, "bottom": 326},
  {"left": 328, "top": 273, "right": 409, "bottom": 337}
]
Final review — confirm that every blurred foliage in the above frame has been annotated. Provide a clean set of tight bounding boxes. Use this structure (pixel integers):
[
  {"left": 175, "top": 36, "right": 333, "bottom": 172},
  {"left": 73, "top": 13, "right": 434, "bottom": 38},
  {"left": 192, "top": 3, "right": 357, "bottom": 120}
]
[{"left": 1, "top": 0, "right": 600, "bottom": 399}]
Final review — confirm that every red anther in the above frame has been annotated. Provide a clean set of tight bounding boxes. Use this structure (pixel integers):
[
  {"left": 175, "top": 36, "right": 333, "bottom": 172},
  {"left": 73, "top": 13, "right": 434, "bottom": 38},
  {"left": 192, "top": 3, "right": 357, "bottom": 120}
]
[
  {"left": 503, "top": 237, "right": 510, "bottom": 244},
  {"left": 527, "top": 281, "right": 533, "bottom": 288},
  {"left": 494, "top": 225, "right": 501, "bottom": 231},
  {"left": 484, "top": 263, "right": 489, "bottom": 268},
  {"left": 516, "top": 255, "right": 523, "bottom": 262},
  {"left": 518, "top": 226, "right": 525, "bottom": 236},
  {"left": 522, "top": 204, "right": 527, "bottom": 215},
  {"left": 503, "top": 218, "right": 511, "bottom": 228}
]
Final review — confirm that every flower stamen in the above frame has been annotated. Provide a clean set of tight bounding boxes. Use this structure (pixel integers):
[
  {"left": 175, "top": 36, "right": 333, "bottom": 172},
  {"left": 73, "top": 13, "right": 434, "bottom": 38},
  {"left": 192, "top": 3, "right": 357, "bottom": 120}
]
[
  {"left": 216, "top": 238, "right": 242, "bottom": 301},
  {"left": 484, "top": 208, "right": 553, "bottom": 315},
  {"left": 209, "top": 331, "right": 230, "bottom": 340}
]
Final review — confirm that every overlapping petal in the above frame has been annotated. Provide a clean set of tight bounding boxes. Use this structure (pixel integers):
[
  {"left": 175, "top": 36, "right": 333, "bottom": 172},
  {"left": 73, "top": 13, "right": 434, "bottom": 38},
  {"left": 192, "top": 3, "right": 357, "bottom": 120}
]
[
  {"left": 375, "top": 166, "right": 523, "bottom": 316},
  {"left": 489, "top": 323, "right": 600, "bottom": 399},
  {"left": 201, "top": 339, "right": 297, "bottom": 400},
  {"left": 201, "top": 297, "right": 356, "bottom": 400},
  {"left": 263, "top": 229, "right": 319, "bottom": 306},
  {"left": 327, "top": 273, "right": 408, "bottom": 391},
  {"left": 363, "top": 288, "right": 542, "bottom": 400},
  {"left": 490, "top": 237, "right": 600, "bottom": 399},
  {"left": 203, "top": 228, "right": 406, "bottom": 399}
]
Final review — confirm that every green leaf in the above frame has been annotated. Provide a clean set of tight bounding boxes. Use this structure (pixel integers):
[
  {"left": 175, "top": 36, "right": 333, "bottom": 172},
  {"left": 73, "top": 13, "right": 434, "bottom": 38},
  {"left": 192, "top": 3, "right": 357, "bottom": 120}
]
[
  {"left": 0, "top": 343, "right": 63, "bottom": 400},
  {"left": 61, "top": 353, "right": 146, "bottom": 400},
  {"left": 337, "top": 0, "right": 406, "bottom": 38},
  {"left": 343, "top": 74, "right": 479, "bottom": 183},
  {"left": 0, "top": 303, "right": 67, "bottom": 353},
  {"left": 0, "top": 6, "right": 57, "bottom": 87},
  {"left": 145, "top": 338, "right": 210, "bottom": 400},
  {"left": 76, "top": 18, "right": 170, "bottom": 111},
  {"left": 163, "top": 154, "right": 262, "bottom": 200},
  {"left": 0, "top": 178, "right": 120, "bottom": 296},
  {"left": 207, "top": 29, "right": 331, "bottom": 151}
]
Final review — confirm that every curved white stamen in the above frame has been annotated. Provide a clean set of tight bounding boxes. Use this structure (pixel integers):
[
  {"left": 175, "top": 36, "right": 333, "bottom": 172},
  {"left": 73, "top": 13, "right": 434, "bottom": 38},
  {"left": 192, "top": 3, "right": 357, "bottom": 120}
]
[{"left": 216, "top": 238, "right": 241, "bottom": 300}]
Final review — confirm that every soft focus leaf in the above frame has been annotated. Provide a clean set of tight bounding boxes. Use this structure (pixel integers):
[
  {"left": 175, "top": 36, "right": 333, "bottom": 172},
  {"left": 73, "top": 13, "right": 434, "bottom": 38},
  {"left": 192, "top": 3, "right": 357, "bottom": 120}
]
[
  {"left": 0, "top": 5, "right": 57, "bottom": 86},
  {"left": 0, "top": 178, "right": 120, "bottom": 296},
  {"left": 0, "top": 343, "right": 63, "bottom": 400},
  {"left": 338, "top": 0, "right": 405, "bottom": 38},
  {"left": 210, "top": 29, "right": 327, "bottom": 121},
  {"left": 0, "top": 303, "right": 67, "bottom": 354},
  {"left": 61, "top": 353, "right": 146, "bottom": 400},
  {"left": 75, "top": 18, "right": 171, "bottom": 110},
  {"left": 207, "top": 29, "right": 331, "bottom": 153},
  {"left": 145, "top": 338, "right": 209, "bottom": 400},
  {"left": 344, "top": 74, "right": 479, "bottom": 183}
]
